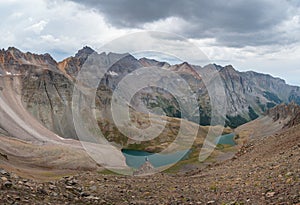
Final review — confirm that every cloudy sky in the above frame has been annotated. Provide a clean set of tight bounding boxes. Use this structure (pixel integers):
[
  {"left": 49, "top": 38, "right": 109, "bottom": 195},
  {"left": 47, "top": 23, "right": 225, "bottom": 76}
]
[{"left": 0, "top": 0, "right": 299, "bottom": 85}]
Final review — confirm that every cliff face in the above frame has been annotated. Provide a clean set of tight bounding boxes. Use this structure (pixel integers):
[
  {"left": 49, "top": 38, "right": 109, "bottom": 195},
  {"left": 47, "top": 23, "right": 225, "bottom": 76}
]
[
  {"left": 217, "top": 67, "right": 300, "bottom": 127},
  {"left": 0, "top": 47, "right": 76, "bottom": 139},
  {"left": 138, "top": 58, "right": 300, "bottom": 127}
]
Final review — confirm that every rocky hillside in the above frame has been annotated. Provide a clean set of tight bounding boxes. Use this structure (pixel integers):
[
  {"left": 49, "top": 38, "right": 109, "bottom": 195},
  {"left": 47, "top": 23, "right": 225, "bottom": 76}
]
[
  {"left": 266, "top": 102, "right": 300, "bottom": 128},
  {"left": 1, "top": 113, "right": 299, "bottom": 204},
  {"left": 287, "top": 111, "right": 300, "bottom": 128},
  {"left": 235, "top": 102, "right": 300, "bottom": 146}
]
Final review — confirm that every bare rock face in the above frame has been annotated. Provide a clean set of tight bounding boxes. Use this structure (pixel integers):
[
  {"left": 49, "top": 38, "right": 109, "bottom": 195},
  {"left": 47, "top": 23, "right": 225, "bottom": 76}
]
[
  {"left": 0, "top": 47, "right": 78, "bottom": 139},
  {"left": 218, "top": 66, "right": 300, "bottom": 121},
  {"left": 21, "top": 69, "right": 76, "bottom": 139}
]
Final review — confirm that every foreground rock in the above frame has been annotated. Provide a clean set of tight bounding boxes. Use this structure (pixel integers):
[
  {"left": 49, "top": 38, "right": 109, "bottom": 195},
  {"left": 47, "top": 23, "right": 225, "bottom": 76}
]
[{"left": 1, "top": 124, "right": 299, "bottom": 204}]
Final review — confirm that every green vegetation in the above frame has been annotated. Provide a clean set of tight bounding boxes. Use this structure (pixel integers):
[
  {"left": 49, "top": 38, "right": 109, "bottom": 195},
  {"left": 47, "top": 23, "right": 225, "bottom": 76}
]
[
  {"left": 98, "top": 169, "right": 124, "bottom": 175},
  {"left": 222, "top": 129, "right": 233, "bottom": 135},
  {"left": 98, "top": 169, "right": 117, "bottom": 175},
  {"left": 256, "top": 97, "right": 266, "bottom": 112},
  {"left": 263, "top": 91, "right": 282, "bottom": 104},
  {"left": 126, "top": 143, "right": 148, "bottom": 151},
  {"left": 216, "top": 144, "right": 225, "bottom": 150},
  {"left": 163, "top": 147, "right": 201, "bottom": 173},
  {"left": 289, "top": 94, "right": 300, "bottom": 105},
  {"left": 210, "top": 184, "right": 218, "bottom": 192},
  {"left": 97, "top": 111, "right": 184, "bottom": 152},
  {"left": 248, "top": 106, "right": 259, "bottom": 120},
  {"left": 147, "top": 95, "right": 181, "bottom": 118},
  {"left": 266, "top": 102, "right": 276, "bottom": 109},
  {"left": 199, "top": 113, "right": 211, "bottom": 126},
  {"left": 199, "top": 105, "right": 211, "bottom": 126},
  {"left": 163, "top": 139, "right": 237, "bottom": 174},
  {"left": 164, "top": 105, "right": 181, "bottom": 118},
  {"left": 225, "top": 115, "right": 248, "bottom": 128}
]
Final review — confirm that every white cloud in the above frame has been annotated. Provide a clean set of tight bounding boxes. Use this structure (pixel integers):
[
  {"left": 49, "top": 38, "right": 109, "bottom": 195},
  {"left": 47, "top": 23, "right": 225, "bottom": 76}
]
[
  {"left": 25, "top": 20, "right": 48, "bottom": 34},
  {"left": 143, "top": 17, "right": 190, "bottom": 34},
  {"left": 40, "top": 34, "right": 60, "bottom": 43},
  {"left": 0, "top": 0, "right": 299, "bottom": 85},
  {"left": 0, "top": 0, "right": 134, "bottom": 60},
  {"left": 189, "top": 37, "right": 300, "bottom": 86}
]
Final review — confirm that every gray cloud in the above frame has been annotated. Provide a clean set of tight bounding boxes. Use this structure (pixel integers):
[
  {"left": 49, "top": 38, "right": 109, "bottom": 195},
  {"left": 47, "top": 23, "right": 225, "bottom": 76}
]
[{"left": 69, "top": 0, "right": 300, "bottom": 47}]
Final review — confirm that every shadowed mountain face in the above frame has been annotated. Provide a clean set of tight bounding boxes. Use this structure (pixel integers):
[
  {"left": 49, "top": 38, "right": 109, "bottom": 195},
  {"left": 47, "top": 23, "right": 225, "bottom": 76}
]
[{"left": 0, "top": 46, "right": 299, "bottom": 145}]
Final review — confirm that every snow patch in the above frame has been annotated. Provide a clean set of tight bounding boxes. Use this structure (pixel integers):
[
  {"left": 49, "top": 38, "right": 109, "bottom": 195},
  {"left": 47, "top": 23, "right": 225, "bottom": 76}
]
[
  {"left": 4, "top": 72, "right": 22, "bottom": 76},
  {"left": 55, "top": 134, "right": 73, "bottom": 141},
  {"left": 108, "top": 71, "right": 118, "bottom": 76}
]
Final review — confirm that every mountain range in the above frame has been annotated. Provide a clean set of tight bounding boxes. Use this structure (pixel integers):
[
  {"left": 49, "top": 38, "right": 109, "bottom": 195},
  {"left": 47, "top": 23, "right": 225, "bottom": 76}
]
[{"left": 1, "top": 46, "right": 299, "bottom": 135}]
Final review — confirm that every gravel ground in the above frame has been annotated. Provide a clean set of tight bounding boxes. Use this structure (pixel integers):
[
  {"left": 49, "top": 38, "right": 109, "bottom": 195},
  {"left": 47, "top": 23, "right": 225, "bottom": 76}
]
[{"left": 0, "top": 125, "right": 299, "bottom": 205}]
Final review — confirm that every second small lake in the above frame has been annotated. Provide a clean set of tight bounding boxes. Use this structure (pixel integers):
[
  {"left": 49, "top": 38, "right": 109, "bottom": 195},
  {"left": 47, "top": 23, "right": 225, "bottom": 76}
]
[{"left": 215, "top": 133, "right": 236, "bottom": 145}]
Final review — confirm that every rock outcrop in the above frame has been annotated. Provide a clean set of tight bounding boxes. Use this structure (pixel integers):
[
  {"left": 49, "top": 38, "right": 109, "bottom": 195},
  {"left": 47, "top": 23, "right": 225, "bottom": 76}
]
[
  {"left": 266, "top": 102, "right": 300, "bottom": 128},
  {"left": 267, "top": 102, "right": 300, "bottom": 121},
  {"left": 133, "top": 158, "right": 155, "bottom": 176}
]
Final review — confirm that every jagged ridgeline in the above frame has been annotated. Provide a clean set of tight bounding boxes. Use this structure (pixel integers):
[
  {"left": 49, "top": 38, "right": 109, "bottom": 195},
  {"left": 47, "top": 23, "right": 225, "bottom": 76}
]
[{"left": 1, "top": 47, "right": 300, "bottom": 147}]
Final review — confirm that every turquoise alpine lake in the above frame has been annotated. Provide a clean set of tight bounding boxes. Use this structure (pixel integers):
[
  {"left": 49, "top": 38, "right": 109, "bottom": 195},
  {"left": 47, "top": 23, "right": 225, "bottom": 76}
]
[
  {"left": 122, "top": 133, "right": 236, "bottom": 168},
  {"left": 215, "top": 133, "right": 236, "bottom": 145},
  {"left": 121, "top": 149, "right": 190, "bottom": 168}
]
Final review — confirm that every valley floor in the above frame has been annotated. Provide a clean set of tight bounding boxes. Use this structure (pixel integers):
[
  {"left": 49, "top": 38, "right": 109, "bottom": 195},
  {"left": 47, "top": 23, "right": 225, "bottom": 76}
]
[{"left": 0, "top": 124, "right": 300, "bottom": 204}]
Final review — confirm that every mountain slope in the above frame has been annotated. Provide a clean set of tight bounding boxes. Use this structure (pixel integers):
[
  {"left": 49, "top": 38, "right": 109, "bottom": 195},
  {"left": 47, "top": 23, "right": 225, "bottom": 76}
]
[
  {"left": 1, "top": 104, "right": 299, "bottom": 204},
  {"left": 138, "top": 58, "right": 300, "bottom": 127},
  {"left": 0, "top": 47, "right": 127, "bottom": 173},
  {"left": 1, "top": 46, "right": 299, "bottom": 141}
]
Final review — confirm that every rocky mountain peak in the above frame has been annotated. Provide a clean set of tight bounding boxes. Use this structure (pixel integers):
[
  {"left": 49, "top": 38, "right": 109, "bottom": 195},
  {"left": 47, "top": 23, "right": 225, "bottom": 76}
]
[
  {"left": 179, "top": 61, "right": 192, "bottom": 68},
  {"left": 107, "top": 52, "right": 132, "bottom": 63},
  {"left": 75, "top": 46, "right": 95, "bottom": 58},
  {"left": 138, "top": 57, "right": 170, "bottom": 68},
  {"left": 0, "top": 48, "right": 57, "bottom": 71},
  {"left": 58, "top": 46, "right": 96, "bottom": 75},
  {"left": 212, "top": 63, "right": 223, "bottom": 71},
  {"left": 139, "top": 57, "right": 160, "bottom": 66},
  {"left": 220, "top": 65, "right": 236, "bottom": 73},
  {"left": 171, "top": 61, "right": 201, "bottom": 80},
  {"left": 219, "top": 64, "right": 241, "bottom": 82},
  {"left": 7, "top": 46, "right": 22, "bottom": 54}
]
